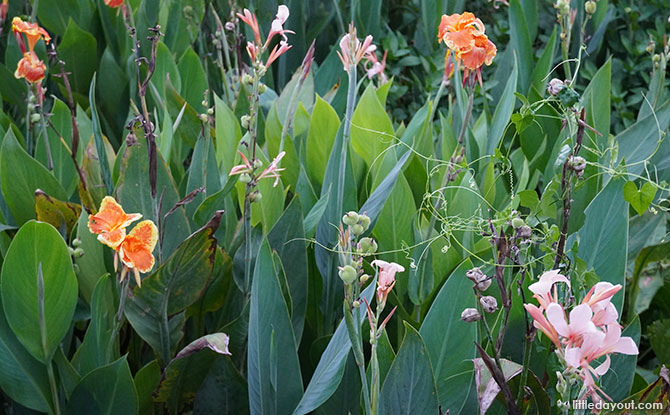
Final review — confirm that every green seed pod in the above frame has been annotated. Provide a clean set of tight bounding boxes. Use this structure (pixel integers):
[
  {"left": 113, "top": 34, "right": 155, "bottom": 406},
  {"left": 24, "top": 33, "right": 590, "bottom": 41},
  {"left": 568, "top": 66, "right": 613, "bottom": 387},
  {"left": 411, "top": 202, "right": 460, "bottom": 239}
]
[
  {"left": 584, "top": 1, "right": 596, "bottom": 14},
  {"left": 239, "top": 173, "right": 252, "bottom": 184},
  {"left": 351, "top": 224, "right": 364, "bottom": 236},
  {"left": 342, "top": 211, "right": 359, "bottom": 227},
  {"left": 30, "top": 113, "right": 41, "bottom": 124},
  {"left": 240, "top": 114, "right": 250, "bottom": 129},
  {"left": 199, "top": 114, "right": 209, "bottom": 123},
  {"left": 359, "top": 274, "right": 370, "bottom": 284},
  {"left": 358, "top": 214, "right": 371, "bottom": 231},
  {"left": 73, "top": 248, "right": 84, "bottom": 258},
  {"left": 72, "top": 237, "right": 82, "bottom": 247},
  {"left": 353, "top": 300, "right": 360, "bottom": 308},
  {"left": 207, "top": 108, "right": 214, "bottom": 115},
  {"left": 511, "top": 217, "right": 525, "bottom": 229},
  {"left": 359, "top": 237, "right": 378, "bottom": 254},
  {"left": 339, "top": 265, "right": 357, "bottom": 284},
  {"left": 242, "top": 73, "right": 253, "bottom": 85}
]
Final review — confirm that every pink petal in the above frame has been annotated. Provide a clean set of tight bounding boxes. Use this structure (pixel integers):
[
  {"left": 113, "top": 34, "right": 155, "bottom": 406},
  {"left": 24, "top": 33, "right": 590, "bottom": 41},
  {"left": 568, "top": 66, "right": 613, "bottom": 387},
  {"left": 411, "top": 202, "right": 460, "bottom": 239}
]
[
  {"left": 564, "top": 347, "right": 582, "bottom": 368},
  {"left": 613, "top": 337, "right": 638, "bottom": 355},
  {"left": 546, "top": 303, "right": 570, "bottom": 337},
  {"left": 276, "top": 5, "right": 289, "bottom": 23},
  {"left": 593, "top": 355, "right": 611, "bottom": 376},
  {"left": 568, "top": 304, "right": 595, "bottom": 335}
]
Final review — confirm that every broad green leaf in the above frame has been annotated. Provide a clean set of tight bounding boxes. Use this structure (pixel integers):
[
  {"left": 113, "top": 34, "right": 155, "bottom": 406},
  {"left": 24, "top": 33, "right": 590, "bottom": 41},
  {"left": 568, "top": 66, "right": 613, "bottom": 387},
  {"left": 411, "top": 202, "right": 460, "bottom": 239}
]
[
  {"left": 485, "top": 57, "right": 518, "bottom": 156},
  {"left": 73, "top": 212, "right": 108, "bottom": 303},
  {"left": 89, "top": 74, "right": 114, "bottom": 195},
  {"left": 135, "top": 360, "right": 160, "bottom": 415},
  {"left": 292, "top": 278, "right": 377, "bottom": 415},
  {"left": 97, "top": 48, "right": 129, "bottom": 142},
  {"left": 304, "top": 187, "right": 330, "bottom": 239},
  {"left": 0, "top": 221, "right": 78, "bottom": 363},
  {"left": 601, "top": 317, "right": 640, "bottom": 401},
  {"left": 420, "top": 260, "right": 478, "bottom": 414},
  {"left": 125, "top": 212, "right": 222, "bottom": 363},
  {"left": 306, "top": 95, "right": 340, "bottom": 184},
  {"left": 623, "top": 181, "right": 657, "bottom": 216},
  {"left": 265, "top": 104, "right": 300, "bottom": 190},
  {"left": 268, "top": 198, "right": 308, "bottom": 343},
  {"left": 185, "top": 133, "right": 221, "bottom": 223},
  {"left": 35, "top": 98, "right": 79, "bottom": 196},
  {"left": 0, "top": 130, "right": 67, "bottom": 225},
  {"left": 350, "top": 84, "right": 395, "bottom": 169},
  {"left": 378, "top": 324, "right": 439, "bottom": 414},
  {"left": 154, "top": 41, "right": 182, "bottom": 96},
  {"left": 194, "top": 356, "right": 250, "bottom": 414},
  {"left": 71, "top": 274, "right": 118, "bottom": 376},
  {"left": 508, "top": 0, "right": 532, "bottom": 94},
  {"left": 58, "top": 19, "right": 97, "bottom": 97},
  {"left": 408, "top": 223, "right": 434, "bottom": 306},
  {"left": 0, "top": 296, "right": 53, "bottom": 412},
  {"left": 65, "top": 356, "right": 138, "bottom": 415},
  {"left": 248, "top": 239, "right": 303, "bottom": 415},
  {"left": 34, "top": 189, "right": 81, "bottom": 237},
  {"left": 115, "top": 139, "right": 190, "bottom": 259},
  {"left": 37, "top": 0, "right": 80, "bottom": 35},
  {"left": 214, "top": 95, "right": 242, "bottom": 184},
  {"left": 647, "top": 318, "right": 670, "bottom": 367},
  {"left": 576, "top": 177, "right": 628, "bottom": 311},
  {"left": 177, "top": 47, "right": 208, "bottom": 113},
  {"left": 530, "top": 27, "right": 558, "bottom": 96},
  {"left": 616, "top": 101, "right": 670, "bottom": 176}
]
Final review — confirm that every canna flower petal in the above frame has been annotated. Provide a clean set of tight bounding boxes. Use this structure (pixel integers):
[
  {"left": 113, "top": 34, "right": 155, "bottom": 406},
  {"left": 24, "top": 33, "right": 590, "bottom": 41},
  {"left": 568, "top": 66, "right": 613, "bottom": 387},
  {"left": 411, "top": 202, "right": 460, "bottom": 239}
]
[
  {"left": 118, "top": 220, "right": 158, "bottom": 275},
  {"left": 14, "top": 52, "right": 46, "bottom": 83},
  {"left": 104, "top": 0, "right": 124, "bottom": 7},
  {"left": 582, "top": 282, "right": 622, "bottom": 307},
  {"left": 372, "top": 259, "right": 404, "bottom": 305},
  {"left": 437, "top": 12, "right": 496, "bottom": 74},
  {"left": 237, "top": 8, "right": 262, "bottom": 45},
  {"left": 524, "top": 303, "right": 561, "bottom": 348},
  {"left": 88, "top": 196, "right": 142, "bottom": 249},
  {"left": 12, "top": 17, "right": 50, "bottom": 52},
  {"left": 528, "top": 269, "right": 570, "bottom": 309}
]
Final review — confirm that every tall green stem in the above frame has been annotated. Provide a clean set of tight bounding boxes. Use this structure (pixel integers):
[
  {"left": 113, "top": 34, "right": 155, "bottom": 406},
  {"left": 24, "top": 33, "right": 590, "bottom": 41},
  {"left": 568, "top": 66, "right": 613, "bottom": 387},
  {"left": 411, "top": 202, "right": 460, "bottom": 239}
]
[{"left": 344, "top": 301, "right": 372, "bottom": 415}]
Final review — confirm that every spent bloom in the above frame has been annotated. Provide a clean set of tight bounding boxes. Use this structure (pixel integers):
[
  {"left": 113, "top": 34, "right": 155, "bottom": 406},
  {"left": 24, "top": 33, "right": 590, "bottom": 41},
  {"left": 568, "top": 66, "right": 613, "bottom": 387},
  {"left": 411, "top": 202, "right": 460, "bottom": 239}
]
[
  {"left": 438, "top": 12, "right": 496, "bottom": 82},
  {"left": 337, "top": 24, "right": 376, "bottom": 71},
  {"left": 523, "top": 272, "right": 637, "bottom": 405},
  {"left": 547, "top": 78, "right": 566, "bottom": 95},
  {"left": 371, "top": 259, "right": 404, "bottom": 306},
  {"left": 229, "top": 150, "right": 286, "bottom": 187}
]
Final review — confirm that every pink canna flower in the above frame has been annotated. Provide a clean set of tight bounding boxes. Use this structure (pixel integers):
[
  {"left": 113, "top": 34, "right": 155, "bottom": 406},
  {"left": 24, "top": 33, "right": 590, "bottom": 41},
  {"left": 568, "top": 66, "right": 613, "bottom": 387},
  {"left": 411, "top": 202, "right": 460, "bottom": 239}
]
[
  {"left": 545, "top": 303, "right": 596, "bottom": 346},
  {"left": 229, "top": 151, "right": 286, "bottom": 187},
  {"left": 581, "top": 282, "right": 622, "bottom": 308},
  {"left": 371, "top": 259, "right": 404, "bottom": 306},
  {"left": 590, "top": 300, "right": 619, "bottom": 327},
  {"left": 265, "top": 40, "right": 292, "bottom": 67},
  {"left": 236, "top": 8, "right": 261, "bottom": 45},
  {"left": 265, "top": 5, "right": 294, "bottom": 48},
  {"left": 365, "top": 50, "right": 388, "bottom": 83},
  {"left": 523, "top": 303, "right": 561, "bottom": 348},
  {"left": 528, "top": 269, "right": 570, "bottom": 309}
]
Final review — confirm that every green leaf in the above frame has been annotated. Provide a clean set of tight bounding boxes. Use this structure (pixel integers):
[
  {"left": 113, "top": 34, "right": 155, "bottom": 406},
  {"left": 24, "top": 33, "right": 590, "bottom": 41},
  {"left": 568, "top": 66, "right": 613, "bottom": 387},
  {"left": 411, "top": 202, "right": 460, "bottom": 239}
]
[
  {"left": 408, "top": 224, "right": 433, "bottom": 306},
  {"left": 58, "top": 19, "right": 97, "bottom": 97},
  {"left": 153, "top": 41, "right": 182, "bottom": 96},
  {"left": 292, "top": 278, "right": 377, "bottom": 415},
  {"left": 34, "top": 189, "right": 81, "bottom": 237},
  {"left": 0, "top": 130, "right": 67, "bottom": 225},
  {"left": 194, "top": 356, "right": 249, "bottom": 414},
  {"left": 350, "top": 84, "right": 395, "bottom": 169},
  {"left": 576, "top": 177, "right": 628, "bottom": 311},
  {"left": 185, "top": 134, "right": 221, "bottom": 223},
  {"left": 37, "top": 0, "right": 80, "bottom": 35},
  {"left": 518, "top": 189, "right": 540, "bottom": 208},
  {"left": 648, "top": 318, "right": 670, "bottom": 367},
  {"left": 420, "top": 260, "right": 478, "bottom": 414},
  {"left": 616, "top": 101, "right": 670, "bottom": 177},
  {"left": 73, "top": 212, "right": 108, "bottom": 303},
  {"left": 485, "top": 57, "right": 518, "bottom": 155},
  {"left": 115, "top": 138, "right": 190, "bottom": 259},
  {"left": 530, "top": 27, "right": 558, "bottom": 95},
  {"left": 378, "top": 323, "right": 439, "bottom": 414},
  {"left": 125, "top": 212, "right": 222, "bottom": 363},
  {"left": 134, "top": 360, "right": 160, "bottom": 415},
  {"left": 268, "top": 198, "right": 308, "bottom": 343},
  {"left": 306, "top": 96, "right": 340, "bottom": 188},
  {"left": 214, "top": 95, "right": 242, "bottom": 185},
  {"left": 304, "top": 187, "right": 330, "bottom": 239},
  {"left": 89, "top": 74, "right": 114, "bottom": 195},
  {"left": 65, "top": 356, "right": 138, "bottom": 415},
  {"left": 248, "top": 239, "right": 303, "bottom": 415},
  {"left": 0, "top": 295, "right": 52, "bottom": 412},
  {"left": 601, "top": 317, "right": 640, "bottom": 401},
  {"left": 177, "top": 47, "right": 208, "bottom": 113},
  {"left": 71, "top": 274, "right": 118, "bottom": 376},
  {"left": 508, "top": 0, "right": 532, "bottom": 94},
  {"left": 0, "top": 221, "right": 78, "bottom": 363},
  {"left": 623, "top": 181, "right": 657, "bottom": 216}
]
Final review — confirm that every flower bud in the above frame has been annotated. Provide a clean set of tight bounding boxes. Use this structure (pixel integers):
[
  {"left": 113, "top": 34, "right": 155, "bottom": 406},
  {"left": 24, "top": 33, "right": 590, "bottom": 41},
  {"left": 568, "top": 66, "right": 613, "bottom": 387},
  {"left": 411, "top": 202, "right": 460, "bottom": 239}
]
[
  {"left": 556, "top": 371, "right": 567, "bottom": 397},
  {"left": 258, "top": 83, "right": 267, "bottom": 94},
  {"left": 359, "top": 274, "right": 370, "bottom": 284},
  {"left": 584, "top": 1, "right": 596, "bottom": 14},
  {"left": 511, "top": 217, "right": 525, "bottom": 229},
  {"left": 358, "top": 237, "right": 378, "bottom": 254},
  {"left": 646, "top": 40, "right": 656, "bottom": 54},
  {"left": 253, "top": 159, "right": 263, "bottom": 169},
  {"left": 242, "top": 74, "right": 253, "bottom": 85},
  {"left": 353, "top": 300, "right": 360, "bottom": 308},
  {"left": 30, "top": 113, "right": 41, "bottom": 124},
  {"left": 653, "top": 54, "right": 661, "bottom": 63},
  {"left": 239, "top": 173, "right": 252, "bottom": 184},
  {"left": 556, "top": 0, "right": 570, "bottom": 15},
  {"left": 342, "top": 211, "right": 359, "bottom": 226},
  {"left": 201, "top": 99, "right": 209, "bottom": 108},
  {"left": 207, "top": 108, "right": 214, "bottom": 115},
  {"left": 199, "top": 114, "right": 209, "bottom": 123},
  {"left": 461, "top": 308, "right": 481, "bottom": 322},
  {"left": 249, "top": 191, "right": 262, "bottom": 203},
  {"left": 339, "top": 265, "right": 358, "bottom": 284},
  {"left": 351, "top": 224, "right": 365, "bottom": 236},
  {"left": 480, "top": 296, "right": 498, "bottom": 313}
]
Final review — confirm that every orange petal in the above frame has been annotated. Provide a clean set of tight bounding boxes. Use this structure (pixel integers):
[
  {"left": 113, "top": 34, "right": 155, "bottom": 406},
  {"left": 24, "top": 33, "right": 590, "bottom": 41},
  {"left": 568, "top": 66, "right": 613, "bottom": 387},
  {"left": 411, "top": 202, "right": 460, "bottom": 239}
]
[
  {"left": 460, "top": 44, "right": 487, "bottom": 70},
  {"left": 88, "top": 196, "right": 141, "bottom": 235},
  {"left": 445, "top": 29, "right": 475, "bottom": 53},
  {"left": 119, "top": 220, "right": 158, "bottom": 273},
  {"left": 98, "top": 228, "right": 126, "bottom": 249}
]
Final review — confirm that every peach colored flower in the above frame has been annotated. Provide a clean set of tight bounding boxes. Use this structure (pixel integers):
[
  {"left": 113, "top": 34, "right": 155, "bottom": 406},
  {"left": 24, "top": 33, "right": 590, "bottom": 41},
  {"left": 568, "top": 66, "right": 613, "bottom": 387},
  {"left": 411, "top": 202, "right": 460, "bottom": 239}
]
[
  {"left": 437, "top": 12, "right": 496, "bottom": 81},
  {"left": 88, "top": 196, "right": 142, "bottom": 249},
  {"left": 118, "top": 220, "right": 158, "bottom": 287},
  {"left": 12, "top": 17, "right": 50, "bottom": 53},
  {"left": 337, "top": 24, "right": 376, "bottom": 71},
  {"left": 528, "top": 269, "right": 570, "bottom": 309}
]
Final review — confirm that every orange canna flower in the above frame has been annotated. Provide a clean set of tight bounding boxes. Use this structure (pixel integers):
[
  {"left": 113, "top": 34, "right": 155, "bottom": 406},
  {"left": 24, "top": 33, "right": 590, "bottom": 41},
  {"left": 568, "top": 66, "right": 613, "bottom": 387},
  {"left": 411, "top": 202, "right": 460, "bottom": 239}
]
[
  {"left": 12, "top": 17, "right": 50, "bottom": 53},
  {"left": 438, "top": 12, "right": 496, "bottom": 80},
  {"left": 117, "top": 220, "right": 158, "bottom": 287},
  {"left": 14, "top": 52, "right": 46, "bottom": 83},
  {"left": 88, "top": 196, "right": 142, "bottom": 249},
  {"left": 104, "top": 0, "right": 124, "bottom": 7}
]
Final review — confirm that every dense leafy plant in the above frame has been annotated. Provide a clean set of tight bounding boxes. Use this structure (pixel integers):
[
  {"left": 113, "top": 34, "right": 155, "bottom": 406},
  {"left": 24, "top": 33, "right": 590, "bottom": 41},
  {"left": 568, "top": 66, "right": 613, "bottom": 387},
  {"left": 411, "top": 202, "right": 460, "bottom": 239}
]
[{"left": 0, "top": 0, "right": 669, "bottom": 414}]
